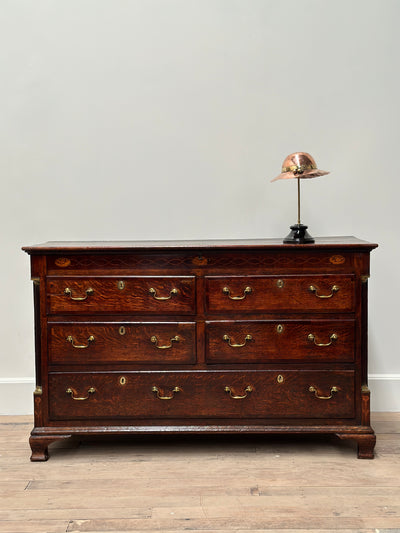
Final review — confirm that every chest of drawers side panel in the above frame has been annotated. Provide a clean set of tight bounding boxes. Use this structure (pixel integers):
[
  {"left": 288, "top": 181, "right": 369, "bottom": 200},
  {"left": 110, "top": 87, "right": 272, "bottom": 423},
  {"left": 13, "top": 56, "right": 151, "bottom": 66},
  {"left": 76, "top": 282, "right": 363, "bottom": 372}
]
[{"left": 31, "top": 255, "right": 47, "bottom": 429}]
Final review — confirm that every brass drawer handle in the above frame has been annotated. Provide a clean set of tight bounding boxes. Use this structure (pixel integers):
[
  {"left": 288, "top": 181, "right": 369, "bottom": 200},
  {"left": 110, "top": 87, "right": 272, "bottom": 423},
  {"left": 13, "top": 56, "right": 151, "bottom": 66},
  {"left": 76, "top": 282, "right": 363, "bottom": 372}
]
[
  {"left": 222, "top": 334, "right": 252, "bottom": 347},
  {"left": 66, "top": 387, "right": 96, "bottom": 401},
  {"left": 64, "top": 287, "right": 94, "bottom": 301},
  {"left": 224, "top": 385, "right": 253, "bottom": 399},
  {"left": 222, "top": 286, "right": 252, "bottom": 300},
  {"left": 152, "top": 386, "right": 181, "bottom": 400},
  {"left": 149, "top": 288, "right": 178, "bottom": 301},
  {"left": 66, "top": 335, "right": 95, "bottom": 349},
  {"left": 150, "top": 335, "right": 180, "bottom": 349},
  {"left": 307, "top": 333, "right": 338, "bottom": 347},
  {"left": 309, "top": 385, "right": 339, "bottom": 400},
  {"left": 308, "top": 285, "right": 339, "bottom": 299}
]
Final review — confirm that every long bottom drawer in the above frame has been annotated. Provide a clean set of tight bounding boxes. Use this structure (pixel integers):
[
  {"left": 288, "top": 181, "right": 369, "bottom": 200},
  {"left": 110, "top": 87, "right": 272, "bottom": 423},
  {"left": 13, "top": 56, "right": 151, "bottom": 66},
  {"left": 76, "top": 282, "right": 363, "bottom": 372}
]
[{"left": 48, "top": 370, "right": 355, "bottom": 421}]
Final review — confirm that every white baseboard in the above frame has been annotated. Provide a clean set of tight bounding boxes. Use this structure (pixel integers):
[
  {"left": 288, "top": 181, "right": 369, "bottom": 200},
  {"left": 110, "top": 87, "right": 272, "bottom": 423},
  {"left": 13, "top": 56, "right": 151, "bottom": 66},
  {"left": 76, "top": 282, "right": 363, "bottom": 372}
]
[
  {"left": 0, "top": 378, "right": 34, "bottom": 415},
  {"left": 369, "top": 374, "right": 400, "bottom": 412},
  {"left": 0, "top": 375, "right": 399, "bottom": 415}
]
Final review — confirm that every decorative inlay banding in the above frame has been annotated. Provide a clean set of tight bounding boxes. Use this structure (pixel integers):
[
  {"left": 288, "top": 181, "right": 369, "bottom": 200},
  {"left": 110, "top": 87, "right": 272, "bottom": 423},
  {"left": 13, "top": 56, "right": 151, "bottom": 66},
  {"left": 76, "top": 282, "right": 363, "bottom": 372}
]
[{"left": 51, "top": 253, "right": 349, "bottom": 270}]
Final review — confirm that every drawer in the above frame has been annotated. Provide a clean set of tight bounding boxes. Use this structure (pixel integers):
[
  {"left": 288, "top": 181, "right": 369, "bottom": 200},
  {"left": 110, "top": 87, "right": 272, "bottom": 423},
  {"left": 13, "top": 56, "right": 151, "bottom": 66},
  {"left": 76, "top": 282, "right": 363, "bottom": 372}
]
[
  {"left": 206, "top": 320, "right": 355, "bottom": 363},
  {"left": 48, "top": 322, "right": 196, "bottom": 365},
  {"left": 206, "top": 275, "right": 355, "bottom": 313},
  {"left": 47, "top": 276, "right": 195, "bottom": 315},
  {"left": 48, "top": 370, "right": 355, "bottom": 420}
]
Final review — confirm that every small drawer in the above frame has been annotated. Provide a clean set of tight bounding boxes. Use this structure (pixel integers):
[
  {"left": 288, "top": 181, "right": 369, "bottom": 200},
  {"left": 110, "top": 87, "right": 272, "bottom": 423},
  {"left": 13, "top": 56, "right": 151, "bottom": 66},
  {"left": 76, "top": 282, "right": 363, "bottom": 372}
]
[
  {"left": 206, "top": 320, "right": 355, "bottom": 363},
  {"left": 46, "top": 276, "right": 195, "bottom": 315},
  {"left": 48, "top": 370, "right": 355, "bottom": 421},
  {"left": 48, "top": 322, "right": 196, "bottom": 365},
  {"left": 206, "top": 275, "right": 355, "bottom": 313}
]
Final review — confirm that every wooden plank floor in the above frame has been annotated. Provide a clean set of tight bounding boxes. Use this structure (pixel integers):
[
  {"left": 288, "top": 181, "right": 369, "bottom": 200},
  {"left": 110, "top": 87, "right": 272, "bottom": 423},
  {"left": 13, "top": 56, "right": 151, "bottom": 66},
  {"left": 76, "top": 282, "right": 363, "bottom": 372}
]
[{"left": 0, "top": 414, "right": 399, "bottom": 533}]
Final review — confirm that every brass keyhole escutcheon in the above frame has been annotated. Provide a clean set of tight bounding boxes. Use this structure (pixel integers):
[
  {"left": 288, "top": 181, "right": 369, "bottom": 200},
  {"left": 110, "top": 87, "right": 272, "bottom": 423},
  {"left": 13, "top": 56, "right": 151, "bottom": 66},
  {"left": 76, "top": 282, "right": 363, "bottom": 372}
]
[
  {"left": 277, "top": 279, "right": 284, "bottom": 289},
  {"left": 119, "top": 376, "right": 126, "bottom": 386},
  {"left": 277, "top": 375, "right": 284, "bottom": 384},
  {"left": 118, "top": 280, "right": 125, "bottom": 290},
  {"left": 119, "top": 326, "right": 126, "bottom": 335},
  {"left": 276, "top": 324, "right": 284, "bottom": 334}
]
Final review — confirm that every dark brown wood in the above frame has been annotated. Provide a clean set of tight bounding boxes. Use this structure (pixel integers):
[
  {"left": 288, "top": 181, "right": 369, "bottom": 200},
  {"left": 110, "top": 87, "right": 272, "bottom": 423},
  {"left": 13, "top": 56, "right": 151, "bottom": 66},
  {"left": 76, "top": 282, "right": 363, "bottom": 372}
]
[
  {"left": 361, "top": 277, "right": 369, "bottom": 385},
  {"left": 29, "top": 434, "right": 71, "bottom": 461},
  {"left": 22, "top": 237, "right": 377, "bottom": 460},
  {"left": 48, "top": 321, "right": 196, "bottom": 364},
  {"left": 206, "top": 319, "right": 355, "bottom": 363},
  {"left": 336, "top": 432, "right": 376, "bottom": 459},
  {"left": 47, "top": 276, "right": 195, "bottom": 315},
  {"left": 206, "top": 275, "right": 355, "bottom": 313},
  {"left": 33, "top": 281, "right": 42, "bottom": 394},
  {"left": 47, "top": 370, "right": 355, "bottom": 420},
  {"left": 21, "top": 236, "right": 378, "bottom": 253},
  {"left": 361, "top": 385, "right": 371, "bottom": 426}
]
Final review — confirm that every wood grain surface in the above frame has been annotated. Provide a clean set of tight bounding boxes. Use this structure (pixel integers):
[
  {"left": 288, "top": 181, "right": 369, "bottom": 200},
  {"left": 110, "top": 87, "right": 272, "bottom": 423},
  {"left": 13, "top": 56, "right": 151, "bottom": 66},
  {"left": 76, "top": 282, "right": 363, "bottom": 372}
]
[
  {"left": 206, "top": 275, "right": 355, "bottom": 313},
  {"left": 47, "top": 370, "right": 355, "bottom": 420},
  {"left": 48, "top": 322, "right": 196, "bottom": 364},
  {"left": 206, "top": 319, "right": 355, "bottom": 363},
  {"left": 47, "top": 276, "right": 196, "bottom": 315}
]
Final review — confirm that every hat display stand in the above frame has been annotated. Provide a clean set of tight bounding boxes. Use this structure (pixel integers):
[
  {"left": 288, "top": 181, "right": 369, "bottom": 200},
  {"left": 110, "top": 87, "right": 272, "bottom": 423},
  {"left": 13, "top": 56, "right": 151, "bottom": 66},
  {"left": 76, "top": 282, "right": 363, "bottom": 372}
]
[
  {"left": 271, "top": 152, "right": 330, "bottom": 245},
  {"left": 283, "top": 177, "right": 315, "bottom": 244}
]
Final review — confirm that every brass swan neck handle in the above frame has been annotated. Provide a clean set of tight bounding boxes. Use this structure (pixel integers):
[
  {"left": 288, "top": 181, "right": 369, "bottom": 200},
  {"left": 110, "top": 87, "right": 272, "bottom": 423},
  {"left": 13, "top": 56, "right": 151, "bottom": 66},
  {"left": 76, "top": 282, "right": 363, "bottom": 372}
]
[{"left": 222, "top": 286, "right": 252, "bottom": 300}]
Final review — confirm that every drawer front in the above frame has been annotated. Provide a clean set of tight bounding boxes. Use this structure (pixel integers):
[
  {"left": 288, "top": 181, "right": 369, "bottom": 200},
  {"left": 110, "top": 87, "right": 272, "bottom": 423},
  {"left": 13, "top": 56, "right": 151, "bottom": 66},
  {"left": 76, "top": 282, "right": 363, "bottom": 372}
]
[
  {"left": 48, "top": 322, "right": 196, "bottom": 365},
  {"left": 206, "top": 320, "right": 355, "bottom": 363},
  {"left": 48, "top": 370, "right": 355, "bottom": 420},
  {"left": 206, "top": 275, "right": 355, "bottom": 313},
  {"left": 47, "top": 277, "right": 195, "bottom": 315}
]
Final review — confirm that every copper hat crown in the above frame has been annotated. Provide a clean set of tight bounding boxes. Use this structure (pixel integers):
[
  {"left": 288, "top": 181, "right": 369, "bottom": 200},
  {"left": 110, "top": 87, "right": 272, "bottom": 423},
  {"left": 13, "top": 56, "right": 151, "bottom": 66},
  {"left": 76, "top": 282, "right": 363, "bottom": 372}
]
[{"left": 271, "top": 152, "right": 329, "bottom": 182}]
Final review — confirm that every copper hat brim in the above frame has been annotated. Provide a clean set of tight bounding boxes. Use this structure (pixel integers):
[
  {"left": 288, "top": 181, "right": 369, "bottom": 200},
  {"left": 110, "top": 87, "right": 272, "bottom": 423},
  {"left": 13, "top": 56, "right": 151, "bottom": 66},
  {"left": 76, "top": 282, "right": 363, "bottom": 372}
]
[{"left": 271, "top": 169, "right": 330, "bottom": 182}]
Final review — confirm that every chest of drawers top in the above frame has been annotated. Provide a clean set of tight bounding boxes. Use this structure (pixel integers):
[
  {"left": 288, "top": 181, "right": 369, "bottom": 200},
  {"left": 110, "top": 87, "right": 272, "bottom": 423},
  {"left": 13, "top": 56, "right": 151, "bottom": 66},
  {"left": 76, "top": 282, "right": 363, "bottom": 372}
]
[{"left": 23, "top": 236, "right": 377, "bottom": 275}]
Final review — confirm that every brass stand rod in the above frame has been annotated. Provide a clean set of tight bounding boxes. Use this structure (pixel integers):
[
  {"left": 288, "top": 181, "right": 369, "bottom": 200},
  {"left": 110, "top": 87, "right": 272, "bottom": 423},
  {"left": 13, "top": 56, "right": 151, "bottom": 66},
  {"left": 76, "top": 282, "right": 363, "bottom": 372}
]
[{"left": 297, "top": 177, "right": 301, "bottom": 225}]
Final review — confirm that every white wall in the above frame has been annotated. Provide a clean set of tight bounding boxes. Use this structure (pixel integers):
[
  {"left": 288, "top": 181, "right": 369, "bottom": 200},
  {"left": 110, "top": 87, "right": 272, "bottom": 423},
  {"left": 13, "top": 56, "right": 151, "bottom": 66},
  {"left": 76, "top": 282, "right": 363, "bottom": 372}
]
[{"left": 1, "top": 0, "right": 399, "bottom": 413}]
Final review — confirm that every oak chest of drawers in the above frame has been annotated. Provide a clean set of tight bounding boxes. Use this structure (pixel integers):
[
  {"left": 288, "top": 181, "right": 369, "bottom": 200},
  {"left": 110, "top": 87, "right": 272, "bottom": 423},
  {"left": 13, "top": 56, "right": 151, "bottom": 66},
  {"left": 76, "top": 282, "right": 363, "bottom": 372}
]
[{"left": 23, "top": 237, "right": 377, "bottom": 460}]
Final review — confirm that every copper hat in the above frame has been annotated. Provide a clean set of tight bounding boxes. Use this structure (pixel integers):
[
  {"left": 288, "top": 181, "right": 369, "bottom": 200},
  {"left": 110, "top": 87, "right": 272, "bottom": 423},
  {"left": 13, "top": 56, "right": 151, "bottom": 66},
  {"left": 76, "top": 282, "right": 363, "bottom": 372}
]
[{"left": 271, "top": 152, "right": 329, "bottom": 182}]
